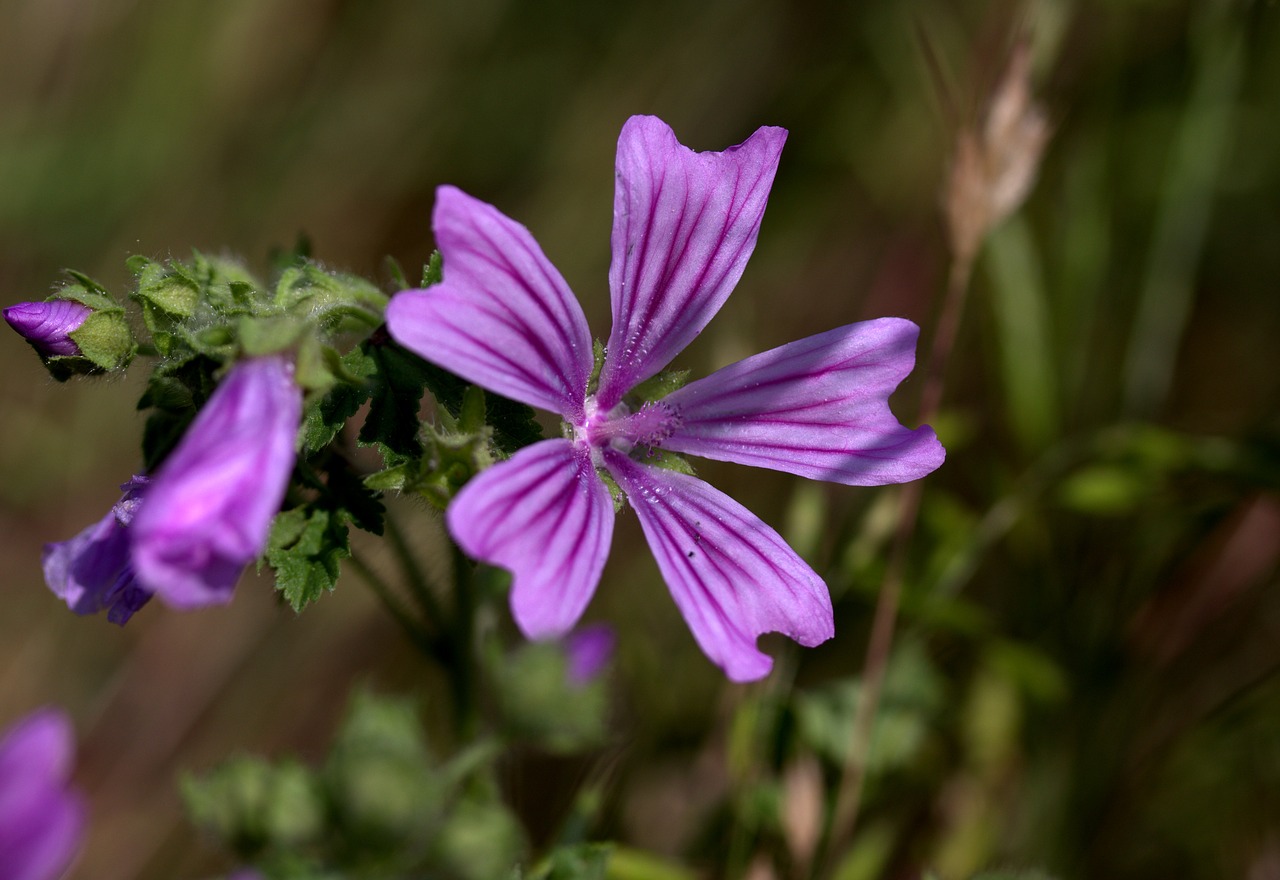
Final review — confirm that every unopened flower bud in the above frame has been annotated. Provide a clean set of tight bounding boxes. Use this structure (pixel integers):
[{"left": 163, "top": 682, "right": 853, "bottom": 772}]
[{"left": 3, "top": 301, "right": 91, "bottom": 357}]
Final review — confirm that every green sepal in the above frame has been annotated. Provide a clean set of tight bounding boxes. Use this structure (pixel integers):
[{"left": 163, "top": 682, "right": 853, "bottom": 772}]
[
  {"left": 628, "top": 367, "right": 691, "bottom": 404},
  {"left": 274, "top": 262, "right": 387, "bottom": 330},
  {"left": 595, "top": 466, "right": 626, "bottom": 513},
  {"left": 266, "top": 506, "right": 351, "bottom": 612},
  {"left": 586, "top": 339, "right": 606, "bottom": 396},
  {"left": 40, "top": 356, "right": 102, "bottom": 382},
  {"left": 408, "top": 423, "right": 495, "bottom": 510},
  {"left": 182, "top": 756, "right": 325, "bottom": 859},
  {"left": 293, "top": 334, "right": 338, "bottom": 394},
  {"left": 132, "top": 256, "right": 200, "bottom": 319},
  {"left": 421, "top": 250, "right": 443, "bottom": 287},
  {"left": 67, "top": 310, "right": 135, "bottom": 372},
  {"left": 238, "top": 315, "right": 308, "bottom": 358},
  {"left": 324, "top": 692, "right": 448, "bottom": 856},
  {"left": 634, "top": 448, "right": 695, "bottom": 477}
]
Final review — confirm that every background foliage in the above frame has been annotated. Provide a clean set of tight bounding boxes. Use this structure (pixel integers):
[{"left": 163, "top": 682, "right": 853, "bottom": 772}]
[{"left": 1, "top": 0, "right": 1277, "bottom": 878}]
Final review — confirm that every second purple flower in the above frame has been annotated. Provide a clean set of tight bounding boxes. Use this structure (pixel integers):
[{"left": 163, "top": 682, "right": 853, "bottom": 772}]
[{"left": 130, "top": 355, "right": 302, "bottom": 608}]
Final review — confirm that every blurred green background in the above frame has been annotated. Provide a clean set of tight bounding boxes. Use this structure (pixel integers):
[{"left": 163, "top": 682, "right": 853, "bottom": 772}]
[{"left": 1, "top": 0, "right": 1278, "bottom": 878}]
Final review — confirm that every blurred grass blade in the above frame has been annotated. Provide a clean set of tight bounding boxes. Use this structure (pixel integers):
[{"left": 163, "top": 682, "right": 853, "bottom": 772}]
[
  {"left": 1122, "top": 6, "right": 1244, "bottom": 417},
  {"left": 985, "top": 214, "right": 1059, "bottom": 452}
]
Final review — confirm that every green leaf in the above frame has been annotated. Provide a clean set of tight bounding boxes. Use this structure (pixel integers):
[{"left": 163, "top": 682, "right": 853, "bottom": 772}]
[
  {"left": 267, "top": 507, "right": 350, "bottom": 611},
  {"left": 301, "top": 344, "right": 378, "bottom": 453},
  {"left": 359, "top": 338, "right": 436, "bottom": 457},
  {"left": 486, "top": 390, "right": 543, "bottom": 454}
]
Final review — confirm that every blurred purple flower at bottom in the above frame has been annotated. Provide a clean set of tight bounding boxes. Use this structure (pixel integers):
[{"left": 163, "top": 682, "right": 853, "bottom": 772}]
[
  {"left": 0, "top": 709, "right": 86, "bottom": 880},
  {"left": 3, "top": 301, "right": 90, "bottom": 357},
  {"left": 42, "top": 476, "right": 152, "bottom": 625},
  {"left": 130, "top": 355, "right": 302, "bottom": 608},
  {"left": 565, "top": 624, "right": 615, "bottom": 686}
]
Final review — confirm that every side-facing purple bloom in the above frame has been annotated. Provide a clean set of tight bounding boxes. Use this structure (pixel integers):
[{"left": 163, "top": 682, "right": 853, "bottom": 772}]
[
  {"left": 42, "top": 476, "right": 152, "bottom": 625},
  {"left": 3, "top": 301, "right": 91, "bottom": 357},
  {"left": 387, "top": 116, "right": 944, "bottom": 680},
  {"left": 130, "top": 355, "right": 302, "bottom": 608},
  {"left": 0, "top": 709, "right": 86, "bottom": 880}
]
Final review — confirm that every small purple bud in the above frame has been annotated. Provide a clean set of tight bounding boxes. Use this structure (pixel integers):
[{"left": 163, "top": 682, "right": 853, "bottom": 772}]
[
  {"left": 3, "top": 301, "right": 92, "bottom": 357},
  {"left": 564, "top": 623, "right": 615, "bottom": 686},
  {"left": 131, "top": 356, "right": 302, "bottom": 608},
  {"left": 0, "top": 708, "right": 86, "bottom": 880},
  {"left": 42, "top": 477, "right": 152, "bottom": 625}
]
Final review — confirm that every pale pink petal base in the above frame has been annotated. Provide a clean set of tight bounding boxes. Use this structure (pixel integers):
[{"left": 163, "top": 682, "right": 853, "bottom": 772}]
[
  {"left": 605, "top": 450, "right": 833, "bottom": 681},
  {"left": 662, "top": 318, "right": 945, "bottom": 485},
  {"left": 448, "top": 439, "right": 615, "bottom": 639}
]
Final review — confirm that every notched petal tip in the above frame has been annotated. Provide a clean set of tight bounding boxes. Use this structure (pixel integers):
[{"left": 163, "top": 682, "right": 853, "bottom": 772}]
[
  {"left": 599, "top": 117, "right": 789, "bottom": 407},
  {"left": 605, "top": 450, "right": 833, "bottom": 682}
]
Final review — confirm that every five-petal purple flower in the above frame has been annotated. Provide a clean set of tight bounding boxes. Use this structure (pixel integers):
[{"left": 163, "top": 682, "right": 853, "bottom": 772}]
[
  {"left": 0, "top": 708, "right": 86, "bottom": 880},
  {"left": 387, "top": 116, "right": 944, "bottom": 681}
]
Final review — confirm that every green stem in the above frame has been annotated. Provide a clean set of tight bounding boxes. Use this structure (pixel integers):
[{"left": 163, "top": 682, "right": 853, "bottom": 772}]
[
  {"left": 348, "top": 551, "right": 441, "bottom": 661},
  {"left": 384, "top": 510, "right": 448, "bottom": 626},
  {"left": 448, "top": 540, "right": 480, "bottom": 740}
]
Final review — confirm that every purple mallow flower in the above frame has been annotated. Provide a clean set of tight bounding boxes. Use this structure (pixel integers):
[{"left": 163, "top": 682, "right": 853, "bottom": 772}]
[
  {"left": 0, "top": 708, "right": 86, "bottom": 880},
  {"left": 43, "top": 476, "right": 152, "bottom": 625},
  {"left": 3, "top": 301, "right": 91, "bottom": 357},
  {"left": 387, "top": 115, "right": 944, "bottom": 680},
  {"left": 130, "top": 355, "right": 302, "bottom": 608}
]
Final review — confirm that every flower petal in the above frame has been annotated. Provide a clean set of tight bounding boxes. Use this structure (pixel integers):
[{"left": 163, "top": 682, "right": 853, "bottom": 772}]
[
  {"left": 0, "top": 709, "right": 85, "bottom": 880},
  {"left": 597, "top": 116, "right": 787, "bottom": 408},
  {"left": 42, "top": 477, "right": 152, "bottom": 625},
  {"left": 387, "top": 186, "right": 594, "bottom": 420},
  {"left": 660, "top": 318, "right": 945, "bottom": 485},
  {"left": 448, "top": 439, "right": 615, "bottom": 639},
  {"left": 604, "top": 450, "right": 832, "bottom": 681},
  {"left": 3, "top": 301, "right": 91, "bottom": 357},
  {"left": 131, "top": 356, "right": 301, "bottom": 608}
]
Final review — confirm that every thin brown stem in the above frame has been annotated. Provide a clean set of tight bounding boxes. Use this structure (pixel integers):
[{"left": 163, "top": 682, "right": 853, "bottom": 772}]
[{"left": 828, "top": 249, "right": 976, "bottom": 849}]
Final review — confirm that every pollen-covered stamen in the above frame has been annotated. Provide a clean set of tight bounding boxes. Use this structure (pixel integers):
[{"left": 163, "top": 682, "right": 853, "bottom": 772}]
[{"left": 579, "top": 397, "right": 682, "bottom": 452}]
